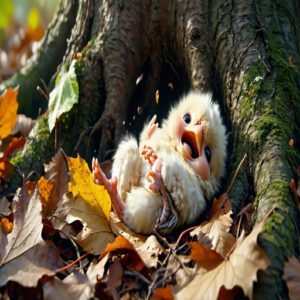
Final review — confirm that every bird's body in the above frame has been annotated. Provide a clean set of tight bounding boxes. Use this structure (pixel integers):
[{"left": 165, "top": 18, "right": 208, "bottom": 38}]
[{"left": 93, "top": 92, "right": 227, "bottom": 234}]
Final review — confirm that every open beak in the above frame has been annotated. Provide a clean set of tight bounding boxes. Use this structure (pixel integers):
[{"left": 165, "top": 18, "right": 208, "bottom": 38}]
[{"left": 181, "top": 124, "right": 204, "bottom": 160}]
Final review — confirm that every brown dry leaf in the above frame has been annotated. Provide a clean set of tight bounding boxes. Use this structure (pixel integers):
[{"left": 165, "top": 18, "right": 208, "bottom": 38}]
[
  {"left": 283, "top": 256, "right": 300, "bottom": 300},
  {"left": 0, "top": 197, "right": 10, "bottom": 216},
  {"left": 176, "top": 220, "right": 269, "bottom": 300},
  {"left": 104, "top": 260, "right": 123, "bottom": 300},
  {"left": 189, "top": 242, "right": 223, "bottom": 270},
  {"left": 0, "top": 87, "right": 18, "bottom": 139},
  {"left": 101, "top": 235, "right": 145, "bottom": 272},
  {"left": 43, "top": 271, "right": 93, "bottom": 300},
  {"left": 135, "top": 235, "right": 165, "bottom": 268},
  {"left": 54, "top": 193, "right": 114, "bottom": 255},
  {"left": 153, "top": 285, "right": 174, "bottom": 300},
  {"left": 67, "top": 154, "right": 111, "bottom": 220},
  {"left": 192, "top": 210, "right": 236, "bottom": 258},
  {"left": 43, "top": 150, "right": 68, "bottom": 217},
  {"left": 0, "top": 184, "right": 63, "bottom": 286}
]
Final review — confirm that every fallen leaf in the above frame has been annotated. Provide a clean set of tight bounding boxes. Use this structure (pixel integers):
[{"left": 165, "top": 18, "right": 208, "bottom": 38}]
[
  {"left": 153, "top": 285, "right": 174, "bottom": 300},
  {"left": 48, "top": 60, "right": 79, "bottom": 131},
  {"left": 192, "top": 210, "right": 236, "bottom": 258},
  {"left": 0, "top": 87, "right": 18, "bottom": 139},
  {"left": 54, "top": 193, "right": 114, "bottom": 255},
  {"left": 101, "top": 236, "right": 144, "bottom": 272},
  {"left": 43, "top": 271, "right": 93, "bottom": 300},
  {"left": 38, "top": 176, "right": 54, "bottom": 213},
  {"left": 104, "top": 260, "right": 123, "bottom": 300},
  {"left": 43, "top": 150, "right": 68, "bottom": 217},
  {"left": 1, "top": 218, "right": 13, "bottom": 234},
  {"left": 135, "top": 235, "right": 164, "bottom": 268},
  {"left": 67, "top": 154, "right": 111, "bottom": 220},
  {"left": 283, "top": 256, "right": 300, "bottom": 300},
  {"left": 0, "top": 136, "right": 25, "bottom": 180},
  {"left": 176, "top": 220, "right": 269, "bottom": 299},
  {"left": 0, "top": 197, "right": 11, "bottom": 216},
  {"left": 189, "top": 242, "right": 223, "bottom": 270},
  {"left": 0, "top": 184, "right": 63, "bottom": 287}
]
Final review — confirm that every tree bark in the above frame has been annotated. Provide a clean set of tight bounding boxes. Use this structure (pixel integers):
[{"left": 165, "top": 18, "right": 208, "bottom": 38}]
[{"left": 3, "top": 0, "right": 300, "bottom": 297}]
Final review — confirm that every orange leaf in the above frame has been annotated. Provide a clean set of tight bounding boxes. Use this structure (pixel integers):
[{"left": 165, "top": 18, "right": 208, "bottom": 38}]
[
  {"left": 153, "top": 286, "right": 174, "bottom": 300},
  {"left": 189, "top": 241, "right": 223, "bottom": 270},
  {"left": 100, "top": 236, "right": 144, "bottom": 271},
  {"left": 0, "top": 87, "right": 19, "bottom": 139},
  {"left": 38, "top": 176, "right": 54, "bottom": 207},
  {"left": 1, "top": 218, "right": 13, "bottom": 234}
]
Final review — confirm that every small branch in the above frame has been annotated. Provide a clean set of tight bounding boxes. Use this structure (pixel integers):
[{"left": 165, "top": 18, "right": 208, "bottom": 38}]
[{"left": 226, "top": 154, "right": 247, "bottom": 194}]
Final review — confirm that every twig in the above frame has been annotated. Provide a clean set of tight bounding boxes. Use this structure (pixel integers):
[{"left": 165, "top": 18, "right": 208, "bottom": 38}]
[
  {"left": 226, "top": 154, "right": 247, "bottom": 194},
  {"left": 55, "top": 253, "right": 88, "bottom": 274}
]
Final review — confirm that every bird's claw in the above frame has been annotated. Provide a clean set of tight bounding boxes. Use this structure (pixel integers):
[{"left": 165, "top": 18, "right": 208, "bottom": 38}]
[
  {"left": 92, "top": 157, "right": 125, "bottom": 221},
  {"left": 146, "top": 158, "right": 178, "bottom": 234},
  {"left": 141, "top": 145, "right": 158, "bottom": 165}
]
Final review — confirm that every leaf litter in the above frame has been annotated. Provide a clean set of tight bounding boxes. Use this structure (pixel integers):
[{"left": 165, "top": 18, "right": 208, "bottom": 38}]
[{"left": 0, "top": 98, "right": 275, "bottom": 299}]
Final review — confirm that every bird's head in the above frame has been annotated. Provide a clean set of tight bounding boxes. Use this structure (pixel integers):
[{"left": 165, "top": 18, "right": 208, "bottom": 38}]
[{"left": 163, "top": 92, "right": 227, "bottom": 195}]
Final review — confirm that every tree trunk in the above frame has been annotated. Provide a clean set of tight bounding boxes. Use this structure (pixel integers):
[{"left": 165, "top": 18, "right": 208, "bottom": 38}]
[{"left": 2, "top": 0, "right": 300, "bottom": 298}]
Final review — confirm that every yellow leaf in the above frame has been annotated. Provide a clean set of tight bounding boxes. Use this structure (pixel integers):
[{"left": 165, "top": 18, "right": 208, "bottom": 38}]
[
  {"left": 67, "top": 154, "right": 111, "bottom": 220},
  {"left": 0, "top": 87, "right": 18, "bottom": 139},
  {"left": 27, "top": 7, "right": 41, "bottom": 31}
]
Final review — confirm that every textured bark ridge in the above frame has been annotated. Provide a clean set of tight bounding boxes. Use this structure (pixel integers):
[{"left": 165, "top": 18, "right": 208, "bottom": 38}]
[{"left": 3, "top": 0, "right": 300, "bottom": 297}]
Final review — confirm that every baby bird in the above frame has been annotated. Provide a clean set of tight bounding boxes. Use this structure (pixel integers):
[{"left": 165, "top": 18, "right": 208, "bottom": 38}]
[{"left": 92, "top": 92, "right": 227, "bottom": 234}]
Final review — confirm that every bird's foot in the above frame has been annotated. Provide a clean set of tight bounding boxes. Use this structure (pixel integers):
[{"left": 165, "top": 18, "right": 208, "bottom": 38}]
[
  {"left": 141, "top": 145, "right": 158, "bottom": 165},
  {"left": 146, "top": 158, "right": 178, "bottom": 234},
  {"left": 92, "top": 157, "right": 125, "bottom": 221}
]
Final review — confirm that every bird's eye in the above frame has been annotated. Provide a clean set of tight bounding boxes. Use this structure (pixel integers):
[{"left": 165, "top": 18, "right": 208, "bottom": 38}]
[
  {"left": 183, "top": 113, "right": 191, "bottom": 124},
  {"left": 204, "top": 147, "right": 211, "bottom": 163}
]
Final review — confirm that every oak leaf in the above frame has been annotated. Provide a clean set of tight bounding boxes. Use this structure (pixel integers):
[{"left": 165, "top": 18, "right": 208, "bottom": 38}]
[
  {"left": 0, "top": 184, "right": 63, "bottom": 287},
  {"left": 67, "top": 154, "right": 111, "bottom": 220},
  {"left": 54, "top": 193, "right": 114, "bottom": 255},
  {"left": 283, "top": 256, "right": 300, "bottom": 300},
  {"left": 176, "top": 220, "right": 269, "bottom": 300},
  {"left": 0, "top": 87, "right": 18, "bottom": 139}
]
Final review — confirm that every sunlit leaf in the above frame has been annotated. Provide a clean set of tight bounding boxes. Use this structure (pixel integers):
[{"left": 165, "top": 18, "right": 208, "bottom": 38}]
[
  {"left": 27, "top": 7, "right": 41, "bottom": 31},
  {"left": 0, "top": 87, "right": 18, "bottom": 139},
  {"left": 48, "top": 60, "right": 79, "bottom": 131}
]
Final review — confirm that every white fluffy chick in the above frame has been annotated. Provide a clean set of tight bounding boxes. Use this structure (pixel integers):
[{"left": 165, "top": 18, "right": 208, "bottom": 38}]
[{"left": 92, "top": 92, "right": 227, "bottom": 234}]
